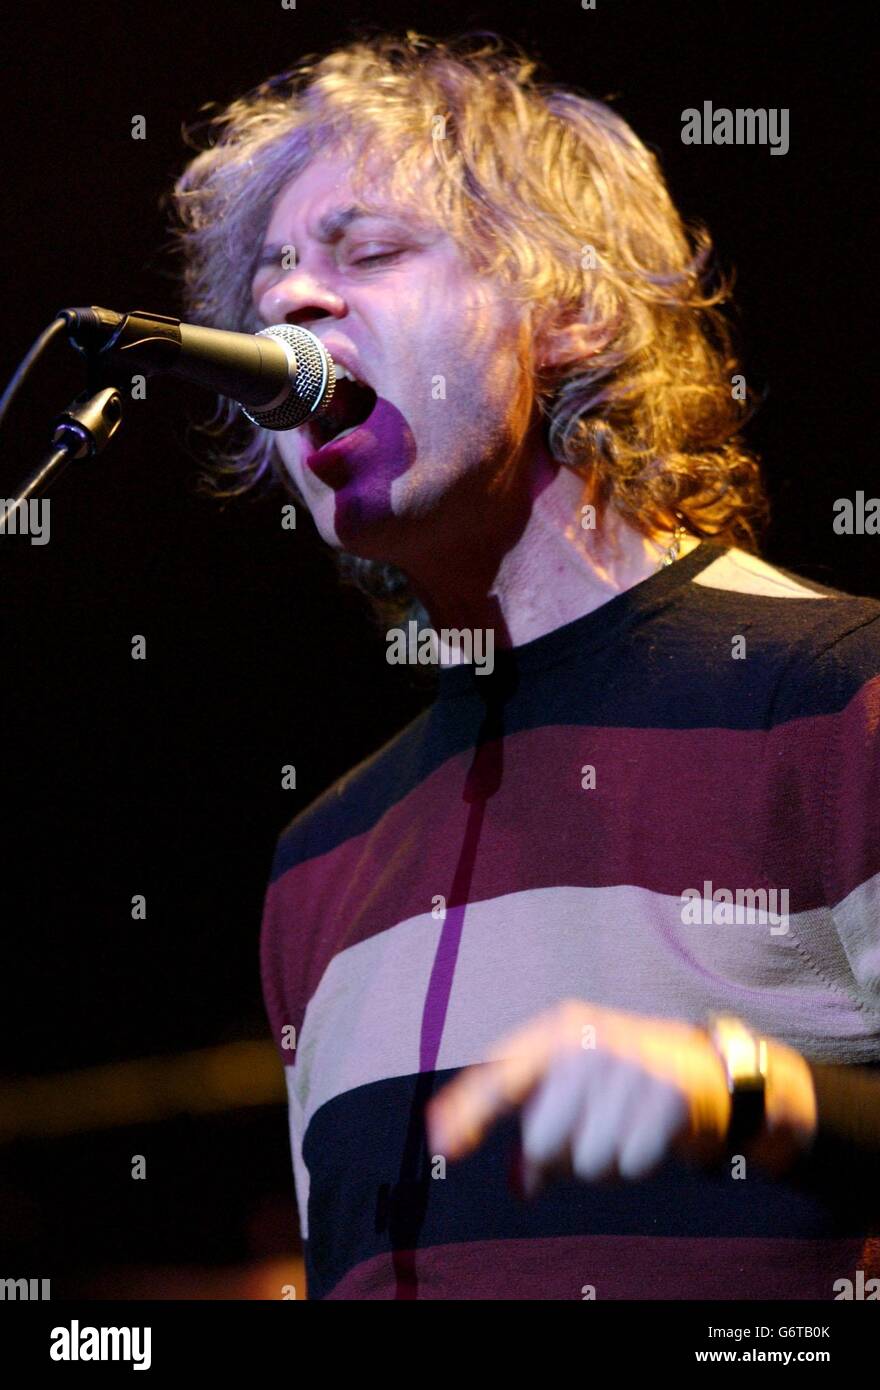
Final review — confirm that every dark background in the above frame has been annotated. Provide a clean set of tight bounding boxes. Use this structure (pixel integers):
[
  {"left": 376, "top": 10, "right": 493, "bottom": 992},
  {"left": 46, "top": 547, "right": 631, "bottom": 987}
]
[{"left": 0, "top": 0, "right": 874, "bottom": 1296}]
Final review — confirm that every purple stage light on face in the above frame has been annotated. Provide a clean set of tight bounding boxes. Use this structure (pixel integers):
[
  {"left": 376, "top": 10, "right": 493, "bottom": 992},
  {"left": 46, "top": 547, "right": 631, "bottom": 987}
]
[{"left": 305, "top": 396, "right": 417, "bottom": 546}]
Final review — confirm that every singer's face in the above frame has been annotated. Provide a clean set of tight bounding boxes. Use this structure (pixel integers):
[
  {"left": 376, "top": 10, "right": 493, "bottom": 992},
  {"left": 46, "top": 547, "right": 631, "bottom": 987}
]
[{"left": 251, "top": 154, "right": 531, "bottom": 565}]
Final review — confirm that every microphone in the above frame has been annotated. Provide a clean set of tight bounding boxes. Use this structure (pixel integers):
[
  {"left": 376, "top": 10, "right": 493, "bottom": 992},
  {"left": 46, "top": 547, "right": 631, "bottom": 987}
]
[{"left": 59, "top": 306, "right": 336, "bottom": 431}]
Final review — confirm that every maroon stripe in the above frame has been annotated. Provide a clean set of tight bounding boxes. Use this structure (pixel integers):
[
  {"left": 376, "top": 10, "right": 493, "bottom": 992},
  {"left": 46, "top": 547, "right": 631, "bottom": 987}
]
[
  {"left": 419, "top": 736, "right": 504, "bottom": 1072},
  {"left": 819, "top": 677, "right": 880, "bottom": 908},
  {"left": 325, "top": 1234, "right": 878, "bottom": 1300},
  {"left": 263, "top": 700, "right": 878, "bottom": 1048}
]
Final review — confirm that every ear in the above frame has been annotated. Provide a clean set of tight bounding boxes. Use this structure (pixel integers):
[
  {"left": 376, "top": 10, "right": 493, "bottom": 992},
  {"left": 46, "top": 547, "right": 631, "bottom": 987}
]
[{"left": 535, "top": 316, "right": 616, "bottom": 371}]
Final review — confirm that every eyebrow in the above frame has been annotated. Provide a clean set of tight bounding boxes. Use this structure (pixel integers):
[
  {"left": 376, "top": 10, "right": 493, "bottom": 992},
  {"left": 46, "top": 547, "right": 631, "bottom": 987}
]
[{"left": 257, "top": 204, "right": 403, "bottom": 266}]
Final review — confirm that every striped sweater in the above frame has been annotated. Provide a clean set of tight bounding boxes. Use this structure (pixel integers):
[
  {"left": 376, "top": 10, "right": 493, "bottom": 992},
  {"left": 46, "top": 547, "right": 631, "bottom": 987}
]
[{"left": 260, "top": 541, "right": 880, "bottom": 1299}]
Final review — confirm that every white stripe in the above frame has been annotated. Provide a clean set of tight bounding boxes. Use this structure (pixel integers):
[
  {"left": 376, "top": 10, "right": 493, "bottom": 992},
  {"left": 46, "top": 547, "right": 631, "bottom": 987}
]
[
  {"left": 284, "top": 1065, "right": 310, "bottom": 1240},
  {"left": 289, "top": 882, "right": 880, "bottom": 1130}
]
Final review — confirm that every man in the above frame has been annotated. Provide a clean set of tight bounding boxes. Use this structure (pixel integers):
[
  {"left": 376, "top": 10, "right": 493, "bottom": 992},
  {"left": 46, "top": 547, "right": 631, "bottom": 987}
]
[{"left": 173, "top": 33, "right": 880, "bottom": 1299}]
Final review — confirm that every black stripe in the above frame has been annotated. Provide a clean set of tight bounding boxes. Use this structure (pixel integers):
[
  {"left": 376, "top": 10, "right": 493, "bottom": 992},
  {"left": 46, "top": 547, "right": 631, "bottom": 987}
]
[
  {"left": 301, "top": 1069, "right": 868, "bottom": 1300},
  {"left": 272, "top": 580, "right": 879, "bottom": 877}
]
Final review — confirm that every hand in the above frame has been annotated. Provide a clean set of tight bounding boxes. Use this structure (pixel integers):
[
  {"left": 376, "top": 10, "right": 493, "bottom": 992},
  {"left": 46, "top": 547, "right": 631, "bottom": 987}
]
[{"left": 425, "top": 999, "right": 816, "bottom": 1188}]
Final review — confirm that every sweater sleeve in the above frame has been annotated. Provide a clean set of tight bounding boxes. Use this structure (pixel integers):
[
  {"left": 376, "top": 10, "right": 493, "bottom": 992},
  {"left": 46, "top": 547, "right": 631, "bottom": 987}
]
[
  {"left": 817, "top": 618, "right": 880, "bottom": 1011},
  {"left": 808, "top": 1061, "right": 880, "bottom": 1152},
  {"left": 260, "top": 835, "right": 310, "bottom": 1246},
  {"left": 780, "top": 613, "right": 880, "bottom": 1219},
  {"left": 782, "top": 1061, "right": 880, "bottom": 1230}
]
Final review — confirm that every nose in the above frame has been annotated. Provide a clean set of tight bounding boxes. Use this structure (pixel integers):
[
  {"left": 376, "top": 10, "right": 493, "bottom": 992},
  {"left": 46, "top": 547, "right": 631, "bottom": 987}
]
[{"left": 258, "top": 268, "right": 347, "bottom": 330}]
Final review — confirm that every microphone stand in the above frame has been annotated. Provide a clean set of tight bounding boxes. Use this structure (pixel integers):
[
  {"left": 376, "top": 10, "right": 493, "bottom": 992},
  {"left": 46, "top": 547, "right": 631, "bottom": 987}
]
[
  {"left": 1, "top": 303, "right": 329, "bottom": 532},
  {"left": 0, "top": 384, "right": 123, "bottom": 531}
]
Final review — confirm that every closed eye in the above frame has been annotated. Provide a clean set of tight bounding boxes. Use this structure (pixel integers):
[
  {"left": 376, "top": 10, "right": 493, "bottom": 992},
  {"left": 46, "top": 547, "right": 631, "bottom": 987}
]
[{"left": 351, "top": 250, "right": 404, "bottom": 267}]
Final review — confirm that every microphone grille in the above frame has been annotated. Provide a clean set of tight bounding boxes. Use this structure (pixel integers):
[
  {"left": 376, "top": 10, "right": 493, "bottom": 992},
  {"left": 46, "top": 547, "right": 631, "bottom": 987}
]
[{"left": 243, "top": 324, "right": 335, "bottom": 431}]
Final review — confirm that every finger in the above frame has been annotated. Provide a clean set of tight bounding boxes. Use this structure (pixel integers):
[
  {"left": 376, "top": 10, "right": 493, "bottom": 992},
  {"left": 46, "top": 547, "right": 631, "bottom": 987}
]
[
  {"left": 617, "top": 1081, "right": 688, "bottom": 1180},
  {"left": 522, "top": 1049, "right": 593, "bottom": 1166},
  {"left": 427, "top": 1011, "right": 573, "bottom": 1158},
  {"left": 571, "top": 1057, "right": 642, "bottom": 1182}
]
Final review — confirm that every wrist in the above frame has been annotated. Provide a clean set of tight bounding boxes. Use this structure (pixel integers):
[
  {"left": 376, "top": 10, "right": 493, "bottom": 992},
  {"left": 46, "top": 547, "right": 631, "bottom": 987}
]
[
  {"left": 751, "top": 1038, "right": 818, "bottom": 1173},
  {"left": 705, "top": 1014, "right": 767, "bottom": 1154},
  {"left": 705, "top": 1016, "right": 817, "bottom": 1175}
]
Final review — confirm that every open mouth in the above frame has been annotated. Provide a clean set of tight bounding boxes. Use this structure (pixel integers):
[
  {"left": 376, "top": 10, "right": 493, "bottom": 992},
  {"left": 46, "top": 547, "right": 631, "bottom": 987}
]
[{"left": 309, "top": 373, "right": 378, "bottom": 450}]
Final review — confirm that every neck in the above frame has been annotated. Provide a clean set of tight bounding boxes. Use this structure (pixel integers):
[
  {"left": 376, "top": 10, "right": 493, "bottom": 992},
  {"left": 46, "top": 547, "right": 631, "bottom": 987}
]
[{"left": 403, "top": 441, "right": 700, "bottom": 651}]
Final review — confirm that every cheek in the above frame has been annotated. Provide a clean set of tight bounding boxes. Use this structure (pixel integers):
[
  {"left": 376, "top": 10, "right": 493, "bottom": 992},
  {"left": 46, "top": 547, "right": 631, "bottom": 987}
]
[{"left": 438, "top": 277, "right": 522, "bottom": 403}]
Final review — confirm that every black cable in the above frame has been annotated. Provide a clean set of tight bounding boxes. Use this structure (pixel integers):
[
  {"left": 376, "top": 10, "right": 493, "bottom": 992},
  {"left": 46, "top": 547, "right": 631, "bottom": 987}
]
[{"left": 0, "top": 315, "right": 68, "bottom": 434}]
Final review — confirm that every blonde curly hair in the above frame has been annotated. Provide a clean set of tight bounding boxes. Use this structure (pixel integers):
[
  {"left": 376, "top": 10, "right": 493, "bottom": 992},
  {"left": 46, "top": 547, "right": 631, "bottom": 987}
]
[{"left": 170, "top": 29, "right": 767, "bottom": 618}]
